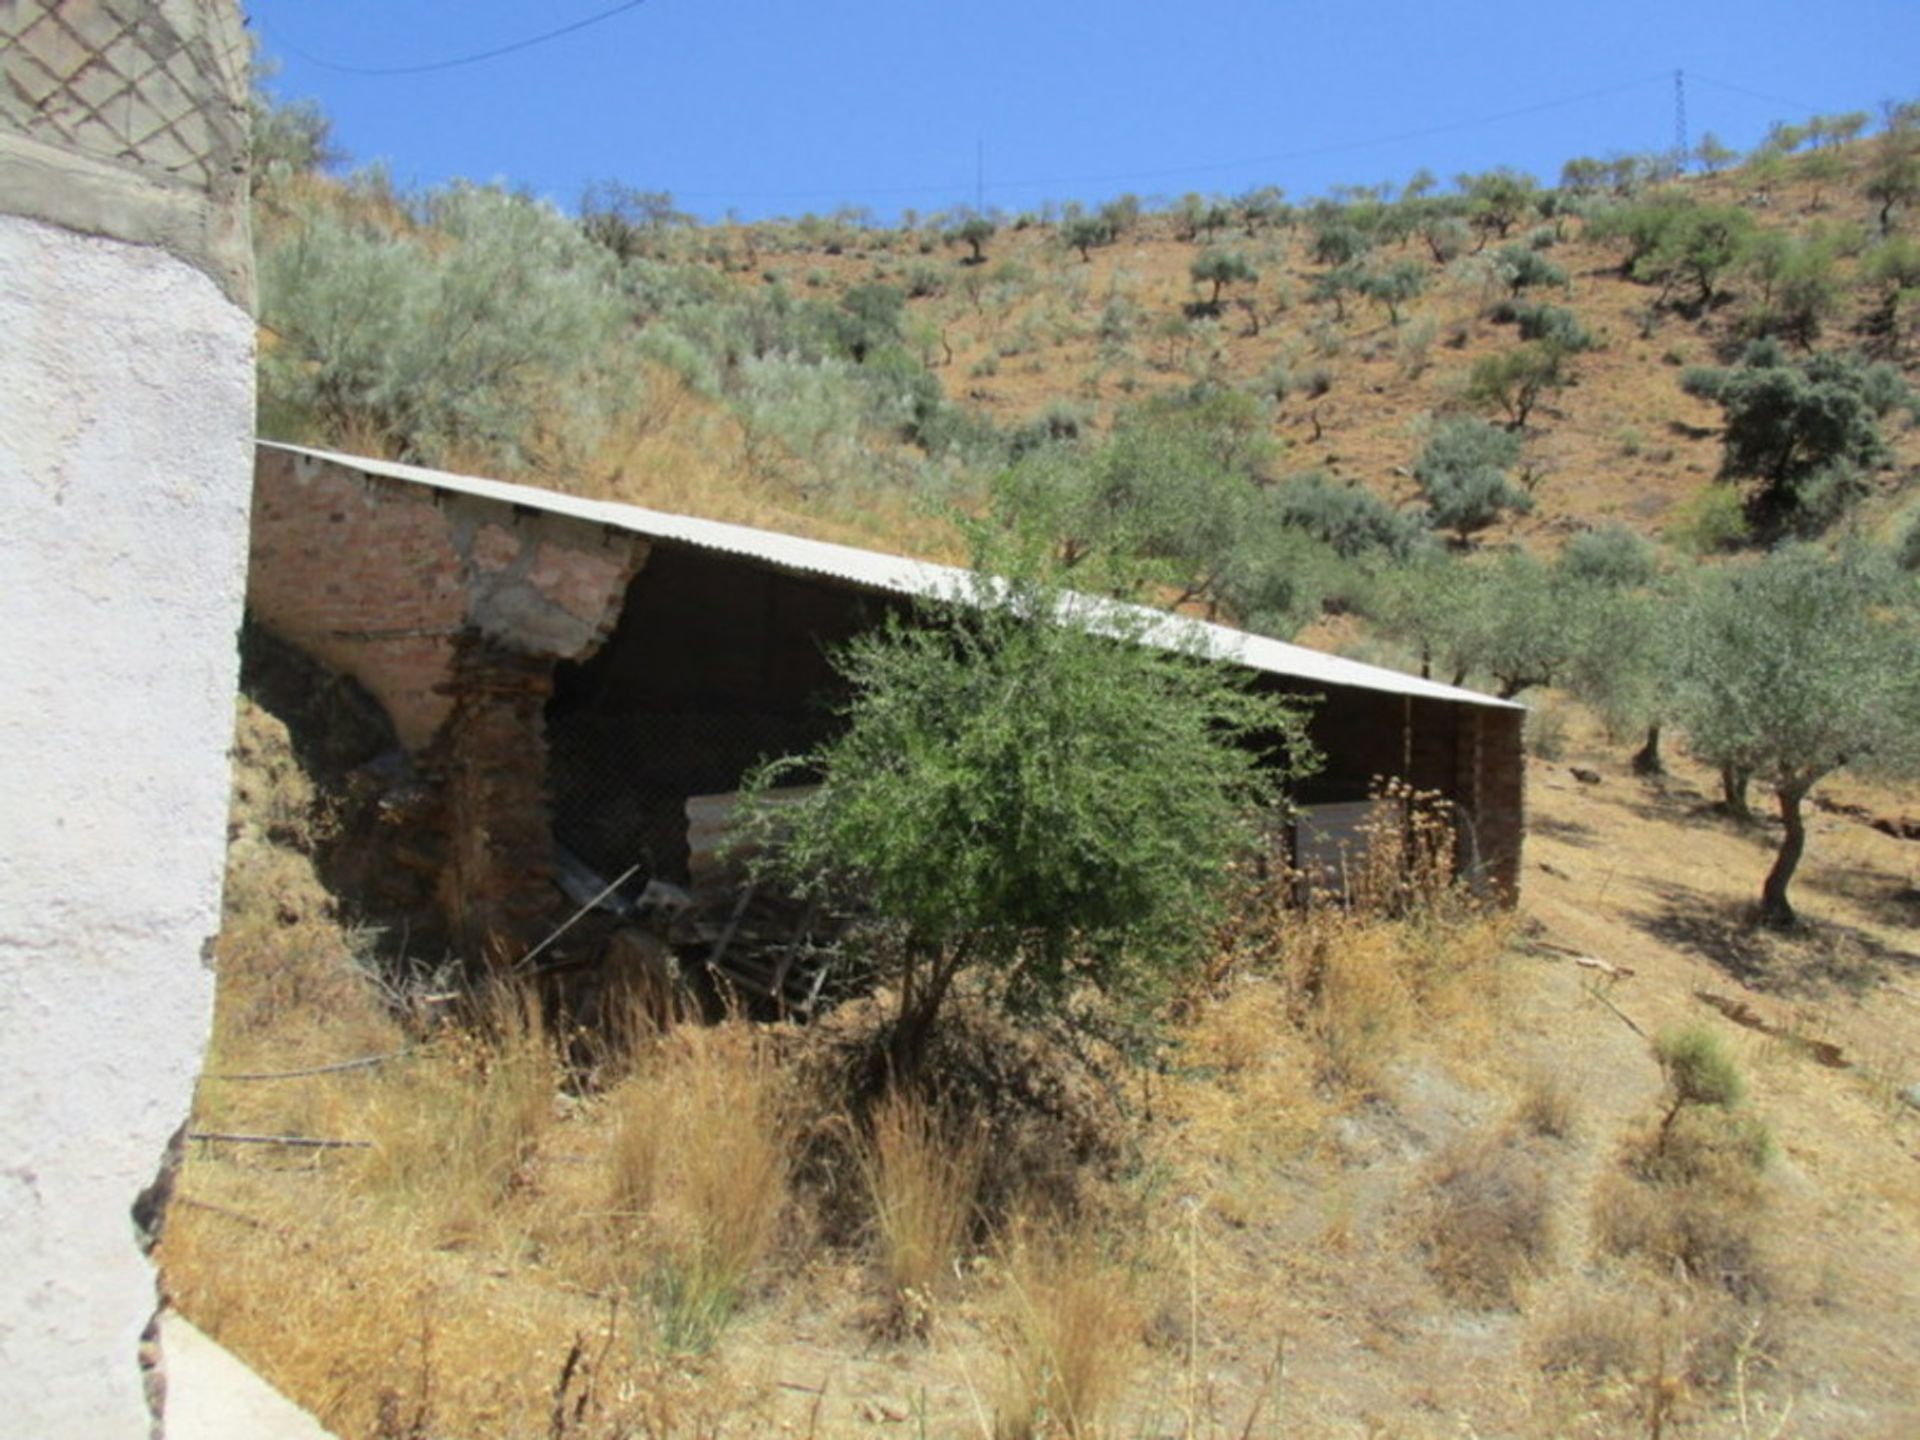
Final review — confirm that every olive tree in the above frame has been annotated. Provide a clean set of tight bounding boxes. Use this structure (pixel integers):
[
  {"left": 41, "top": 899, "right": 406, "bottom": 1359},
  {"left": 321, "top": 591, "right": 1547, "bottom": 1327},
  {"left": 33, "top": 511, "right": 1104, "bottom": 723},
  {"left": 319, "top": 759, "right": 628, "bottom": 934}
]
[
  {"left": 1190, "top": 249, "right": 1258, "bottom": 308},
  {"left": 1672, "top": 546, "right": 1920, "bottom": 926},
  {"left": 745, "top": 575, "right": 1318, "bottom": 1072},
  {"left": 1414, "top": 416, "right": 1533, "bottom": 541},
  {"left": 1682, "top": 342, "right": 1911, "bottom": 537}
]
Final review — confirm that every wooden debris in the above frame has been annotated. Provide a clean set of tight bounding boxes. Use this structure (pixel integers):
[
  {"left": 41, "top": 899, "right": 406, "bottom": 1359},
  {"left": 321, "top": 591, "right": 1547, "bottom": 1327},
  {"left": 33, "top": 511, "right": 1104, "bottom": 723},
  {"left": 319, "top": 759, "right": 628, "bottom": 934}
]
[
  {"left": 1694, "top": 991, "right": 1850, "bottom": 1069},
  {"left": 186, "top": 1131, "right": 372, "bottom": 1150}
]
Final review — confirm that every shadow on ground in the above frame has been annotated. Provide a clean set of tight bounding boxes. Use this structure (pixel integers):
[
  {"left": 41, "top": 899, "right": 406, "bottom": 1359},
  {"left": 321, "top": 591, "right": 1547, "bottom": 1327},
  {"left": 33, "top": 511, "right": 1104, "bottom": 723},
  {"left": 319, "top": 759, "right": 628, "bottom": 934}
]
[{"left": 1628, "top": 884, "right": 1915, "bottom": 997}]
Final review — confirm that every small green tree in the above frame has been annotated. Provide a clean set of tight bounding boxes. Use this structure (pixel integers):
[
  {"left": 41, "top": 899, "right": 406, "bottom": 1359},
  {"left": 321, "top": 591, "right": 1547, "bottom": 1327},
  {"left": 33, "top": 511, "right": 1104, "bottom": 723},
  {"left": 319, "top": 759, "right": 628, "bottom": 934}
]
[
  {"left": 1866, "top": 129, "right": 1920, "bottom": 233},
  {"left": 1681, "top": 342, "right": 1912, "bottom": 536},
  {"left": 1414, "top": 416, "right": 1533, "bottom": 541},
  {"left": 746, "top": 573, "right": 1318, "bottom": 1072},
  {"left": 1465, "top": 342, "right": 1568, "bottom": 430},
  {"left": 1060, "top": 214, "right": 1115, "bottom": 262},
  {"left": 1636, "top": 203, "right": 1754, "bottom": 308},
  {"left": 1693, "top": 132, "right": 1738, "bottom": 174},
  {"left": 953, "top": 215, "right": 996, "bottom": 265},
  {"left": 1460, "top": 168, "right": 1539, "bottom": 244},
  {"left": 1672, "top": 545, "right": 1920, "bottom": 926},
  {"left": 1190, "top": 249, "right": 1258, "bottom": 308},
  {"left": 1863, "top": 235, "right": 1920, "bottom": 345},
  {"left": 1353, "top": 259, "right": 1427, "bottom": 324},
  {"left": 1490, "top": 244, "right": 1566, "bottom": 298}
]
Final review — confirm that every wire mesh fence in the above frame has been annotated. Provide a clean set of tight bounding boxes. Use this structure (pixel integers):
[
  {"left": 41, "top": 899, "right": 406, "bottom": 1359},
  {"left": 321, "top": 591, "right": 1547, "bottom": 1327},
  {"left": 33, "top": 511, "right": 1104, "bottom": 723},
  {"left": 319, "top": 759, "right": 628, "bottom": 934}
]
[{"left": 546, "top": 706, "right": 834, "bottom": 889}]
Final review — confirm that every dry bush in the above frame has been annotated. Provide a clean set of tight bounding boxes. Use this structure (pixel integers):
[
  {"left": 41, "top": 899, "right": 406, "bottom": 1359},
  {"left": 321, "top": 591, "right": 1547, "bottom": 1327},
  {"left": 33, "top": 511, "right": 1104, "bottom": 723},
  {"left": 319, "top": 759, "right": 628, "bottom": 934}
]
[
  {"left": 993, "top": 1225, "right": 1141, "bottom": 1439},
  {"left": 1533, "top": 1282, "right": 1651, "bottom": 1382},
  {"left": 1593, "top": 1163, "right": 1771, "bottom": 1302},
  {"left": 854, "top": 1086, "right": 987, "bottom": 1321},
  {"left": 1206, "top": 781, "right": 1512, "bottom": 1093},
  {"left": 1421, "top": 1128, "right": 1554, "bottom": 1307},
  {"left": 603, "top": 1021, "right": 792, "bottom": 1351},
  {"left": 353, "top": 984, "right": 557, "bottom": 1245},
  {"left": 790, "top": 994, "right": 1127, "bottom": 1241},
  {"left": 1512, "top": 1064, "right": 1580, "bottom": 1140},
  {"left": 1532, "top": 1279, "right": 1786, "bottom": 1432}
]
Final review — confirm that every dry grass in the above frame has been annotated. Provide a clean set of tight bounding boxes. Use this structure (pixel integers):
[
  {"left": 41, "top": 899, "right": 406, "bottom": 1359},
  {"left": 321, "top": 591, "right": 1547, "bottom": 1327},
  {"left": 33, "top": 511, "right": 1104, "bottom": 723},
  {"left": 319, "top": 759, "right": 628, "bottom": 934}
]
[
  {"left": 1420, "top": 1128, "right": 1554, "bottom": 1308},
  {"left": 853, "top": 1087, "right": 987, "bottom": 1326},
  {"left": 601, "top": 1022, "right": 793, "bottom": 1351},
  {"left": 991, "top": 1224, "right": 1141, "bottom": 1440},
  {"left": 1213, "top": 786, "right": 1514, "bottom": 1094},
  {"left": 351, "top": 985, "right": 557, "bottom": 1247},
  {"left": 1512, "top": 1063, "right": 1580, "bottom": 1140}
]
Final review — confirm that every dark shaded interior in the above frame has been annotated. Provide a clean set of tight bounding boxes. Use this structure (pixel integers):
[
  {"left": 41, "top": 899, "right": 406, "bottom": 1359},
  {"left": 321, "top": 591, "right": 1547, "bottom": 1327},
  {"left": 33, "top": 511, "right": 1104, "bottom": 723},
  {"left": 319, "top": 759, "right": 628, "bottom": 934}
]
[
  {"left": 546, "top": 544, "right": 907, "bottom": 886},
  {"left": 546, "top": 541, "right": 1473, "bottom": 896}
]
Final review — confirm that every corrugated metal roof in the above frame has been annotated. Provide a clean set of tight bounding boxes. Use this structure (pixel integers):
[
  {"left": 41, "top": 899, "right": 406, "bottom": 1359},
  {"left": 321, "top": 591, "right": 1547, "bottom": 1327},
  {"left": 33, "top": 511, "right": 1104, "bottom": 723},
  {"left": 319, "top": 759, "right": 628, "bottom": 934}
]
[{"left": 260, "top": 441, "right": 1522, "bottom": 711}]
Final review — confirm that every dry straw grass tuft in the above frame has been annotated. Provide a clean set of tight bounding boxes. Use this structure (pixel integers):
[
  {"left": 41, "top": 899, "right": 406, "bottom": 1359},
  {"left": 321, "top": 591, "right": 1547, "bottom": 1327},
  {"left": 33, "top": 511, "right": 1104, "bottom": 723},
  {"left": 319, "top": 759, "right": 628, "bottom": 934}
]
[
  {"left": 353, "top": 983, "right": 558, "bottom": 1246},
  {"left": 1212, "top": 781, "right": 1512, "bottom": 1093},
  {"left": 602, "top": 1021, "right": 793, "bottom": 1351},
  {"left": 854, "top": 1086, "right": 987, "bottom": 1326},
  {"left": 1420, "top": 1128, "right": 1554, "bottom": 1307},
  {"left": 992, "top": 1224, "right": 1141, "bottom": 1440}
]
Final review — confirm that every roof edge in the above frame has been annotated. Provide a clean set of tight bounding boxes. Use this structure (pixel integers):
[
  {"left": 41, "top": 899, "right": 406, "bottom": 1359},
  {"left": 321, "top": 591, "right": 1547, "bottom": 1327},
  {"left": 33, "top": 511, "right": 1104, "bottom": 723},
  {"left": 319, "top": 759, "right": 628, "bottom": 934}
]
[{"left": 255, "top": 440, "right": 1524, "bottom": 713}]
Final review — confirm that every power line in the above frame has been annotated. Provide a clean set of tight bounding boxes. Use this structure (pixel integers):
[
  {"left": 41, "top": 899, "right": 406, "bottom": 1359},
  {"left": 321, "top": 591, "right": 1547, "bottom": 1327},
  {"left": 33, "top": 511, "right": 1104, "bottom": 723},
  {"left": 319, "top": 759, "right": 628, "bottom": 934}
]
[
  {"left": 267, "top": 0, "right": 652, "bottom": 78},
  {"left": 1688, "top": 73, "right": 1818, "bottom": 118},
  {"left": 670, "top": 72, "right": 1668, "bottom": 204}
]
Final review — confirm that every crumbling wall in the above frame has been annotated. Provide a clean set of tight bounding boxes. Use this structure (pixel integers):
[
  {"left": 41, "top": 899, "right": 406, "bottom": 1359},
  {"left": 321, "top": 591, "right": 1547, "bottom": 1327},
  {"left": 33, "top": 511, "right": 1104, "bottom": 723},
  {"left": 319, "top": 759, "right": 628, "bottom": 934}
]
[
  {"left": 248, "top": 448, "right": 648, "bottom": 952},
  {"left": 0, "top": 3, "right": 256, "bottom": 1433}
]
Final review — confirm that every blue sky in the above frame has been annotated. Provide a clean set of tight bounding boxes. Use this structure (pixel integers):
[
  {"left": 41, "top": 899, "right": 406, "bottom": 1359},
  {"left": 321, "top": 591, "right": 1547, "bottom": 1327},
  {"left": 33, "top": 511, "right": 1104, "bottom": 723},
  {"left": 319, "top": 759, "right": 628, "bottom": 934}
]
[{"left": 245, "top": 1, "right": 1920, "bottom": 222}]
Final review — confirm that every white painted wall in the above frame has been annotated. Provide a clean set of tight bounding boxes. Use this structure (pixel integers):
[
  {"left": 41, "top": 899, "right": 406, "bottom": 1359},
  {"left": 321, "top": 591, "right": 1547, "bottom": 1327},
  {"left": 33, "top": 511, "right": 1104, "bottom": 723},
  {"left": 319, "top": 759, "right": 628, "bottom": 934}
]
[{"left": 0, "top": 213, "right": 255, "bottom": 1436}]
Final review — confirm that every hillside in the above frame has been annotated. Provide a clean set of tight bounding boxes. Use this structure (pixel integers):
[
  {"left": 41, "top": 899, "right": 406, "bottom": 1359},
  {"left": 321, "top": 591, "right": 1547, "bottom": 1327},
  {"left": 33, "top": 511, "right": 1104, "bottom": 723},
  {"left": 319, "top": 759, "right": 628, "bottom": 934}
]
[{"left": 252, "top": 117, "right": 1920, "bottom": 572}]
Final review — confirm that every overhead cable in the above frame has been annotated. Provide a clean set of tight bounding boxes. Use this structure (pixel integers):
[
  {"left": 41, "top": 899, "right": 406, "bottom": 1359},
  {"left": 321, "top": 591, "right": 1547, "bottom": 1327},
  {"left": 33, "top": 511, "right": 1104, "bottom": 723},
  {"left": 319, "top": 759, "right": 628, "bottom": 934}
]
[{"left": 267, "top": 0, "right": 651, "bottom": 78}]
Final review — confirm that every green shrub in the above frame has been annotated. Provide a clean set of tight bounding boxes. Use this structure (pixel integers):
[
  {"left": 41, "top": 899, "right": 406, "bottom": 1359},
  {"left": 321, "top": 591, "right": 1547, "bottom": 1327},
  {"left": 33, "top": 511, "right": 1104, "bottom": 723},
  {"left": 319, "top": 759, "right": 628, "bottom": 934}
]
[
  {"left": 1413, "top": 416, "right": 1531, "bottom": 541},
  {"left": 1559, "top": 524, "right": 1657, "bottom": 587},
  {"left": 1654, "top": 1026, "right": 1743, "bottom": 1111},
  {"left": 258, "top": 182, "right": 629, "bottom": 470},
  {"left": 743, "top": 570, "right": 1317, "bottom": 1073},
  {"left": 1272, "top": 473, "right": 1424, "bottom": 560}
]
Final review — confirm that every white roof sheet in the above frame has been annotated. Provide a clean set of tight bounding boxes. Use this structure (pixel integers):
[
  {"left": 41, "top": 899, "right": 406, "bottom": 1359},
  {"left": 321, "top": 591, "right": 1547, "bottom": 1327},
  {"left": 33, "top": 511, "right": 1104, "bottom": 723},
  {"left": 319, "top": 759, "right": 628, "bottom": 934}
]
[{"left": 260, "top": 441, "right": 1521, "bottom": 711}]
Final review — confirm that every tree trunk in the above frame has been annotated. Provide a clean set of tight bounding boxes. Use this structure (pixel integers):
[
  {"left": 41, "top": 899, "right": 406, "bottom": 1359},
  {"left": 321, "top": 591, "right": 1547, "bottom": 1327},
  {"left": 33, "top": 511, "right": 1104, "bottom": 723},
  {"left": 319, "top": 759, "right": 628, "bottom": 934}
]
[
  {"left": 1758, "top": 784, "right": 1807, "bottom": 928},
  {"left": 1631, "top": 723, "right": 1665, "bottom": 776},
  {"left": 1720, "top": 764, "right": 1752, "bottom": 822},
  {"left": 887, "top": 943, "right": 963, "bottom": 1081}
]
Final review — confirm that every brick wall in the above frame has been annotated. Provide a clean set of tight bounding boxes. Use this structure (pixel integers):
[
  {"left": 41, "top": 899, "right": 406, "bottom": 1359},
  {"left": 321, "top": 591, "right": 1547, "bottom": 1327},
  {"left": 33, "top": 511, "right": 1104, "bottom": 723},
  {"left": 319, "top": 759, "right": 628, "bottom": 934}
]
[
  {"left": 250, "top": 447, "right": 649, "bottom": 953},
  {"left": 250, "top": 448, "right": 644, "bottom": 749}
]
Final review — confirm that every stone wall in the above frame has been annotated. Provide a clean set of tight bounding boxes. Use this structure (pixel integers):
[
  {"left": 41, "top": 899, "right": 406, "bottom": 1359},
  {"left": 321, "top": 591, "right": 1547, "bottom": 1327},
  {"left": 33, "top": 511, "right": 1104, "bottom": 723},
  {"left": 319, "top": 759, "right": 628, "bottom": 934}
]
[{"left": 0, "top": 3, "right": 257, "bottom": 1434}]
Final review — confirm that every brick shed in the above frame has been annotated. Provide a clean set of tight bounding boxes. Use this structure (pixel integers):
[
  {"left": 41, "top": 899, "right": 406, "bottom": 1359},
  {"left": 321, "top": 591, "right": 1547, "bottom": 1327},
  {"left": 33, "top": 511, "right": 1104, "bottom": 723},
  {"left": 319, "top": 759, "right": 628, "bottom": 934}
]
[{"left": 249, "top": 442, "right": 1524, "bottom": 964}]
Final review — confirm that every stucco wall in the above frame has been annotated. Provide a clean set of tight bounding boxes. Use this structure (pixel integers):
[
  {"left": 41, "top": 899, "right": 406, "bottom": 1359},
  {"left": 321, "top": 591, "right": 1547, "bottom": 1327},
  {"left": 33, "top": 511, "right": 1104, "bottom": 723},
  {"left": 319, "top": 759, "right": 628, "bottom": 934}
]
[{"left": 0, "top": 3, "right": 256, "bottom": 1433}]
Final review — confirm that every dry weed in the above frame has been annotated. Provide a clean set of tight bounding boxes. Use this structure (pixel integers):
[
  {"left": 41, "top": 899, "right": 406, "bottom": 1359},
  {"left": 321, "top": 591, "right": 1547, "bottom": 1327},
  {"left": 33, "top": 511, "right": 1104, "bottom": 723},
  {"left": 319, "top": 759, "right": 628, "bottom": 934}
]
[
  {"left": 1421, "top": 1128, "right": 1553, "bottom": 1307},
  {"left": 992, "top": 1224, "right": 1141, "bottom": 1439},
  {"left": 1512, "top": 1064, "right": 1580, "bottom": 1140},
  {"left": 353, "top": 984, "right": 557, "bottom": 1246},
  {"left": 854, "top": 1087, "right": 986, "bottom": 1324},
  {"left": 1209, "top": 781, "right": 1511, "bottom": 1093},
  {"left": 1531, "top": 1279, "right": 1786, "bottom": 1434},
  {"left": 603, "top": 1021, "right": 792, "bottom": 1351}
]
